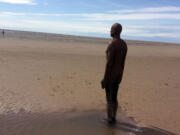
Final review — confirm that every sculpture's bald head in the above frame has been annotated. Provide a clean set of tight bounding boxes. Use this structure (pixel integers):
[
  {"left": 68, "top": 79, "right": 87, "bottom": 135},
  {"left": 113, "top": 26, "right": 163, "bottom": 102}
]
[{"left": 111, "top": 23, "right": 122, "bottom": 38}]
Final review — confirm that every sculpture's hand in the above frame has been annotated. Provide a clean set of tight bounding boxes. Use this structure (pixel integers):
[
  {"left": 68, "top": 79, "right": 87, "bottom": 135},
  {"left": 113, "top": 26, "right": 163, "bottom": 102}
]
[{"left": 101, "top": 79, "right": 106, "bottom": 89}]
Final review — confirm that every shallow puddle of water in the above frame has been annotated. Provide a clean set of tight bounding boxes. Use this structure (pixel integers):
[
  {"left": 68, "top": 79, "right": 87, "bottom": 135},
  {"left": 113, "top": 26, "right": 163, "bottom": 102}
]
[{"left": 0, "top": 109, "right": 176, "bottom": 135}]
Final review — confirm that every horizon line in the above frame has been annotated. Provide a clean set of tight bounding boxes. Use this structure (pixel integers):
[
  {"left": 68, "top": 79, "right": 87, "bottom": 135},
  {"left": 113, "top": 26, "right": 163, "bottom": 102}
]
[{"left": 1, "top": 28, "right": 180, "bottom": 45}]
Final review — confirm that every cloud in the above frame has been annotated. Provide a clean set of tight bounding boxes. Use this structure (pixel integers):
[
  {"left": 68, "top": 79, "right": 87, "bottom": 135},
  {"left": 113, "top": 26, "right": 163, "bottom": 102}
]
[
  {"left": 0, "top": 19, "right": 110, "bottom": 34},
  {"left": 1, "top": 11, "right": 180, "bottom": 21},
  {"left": 1, "top": 12, "right": 26, "bottom": 16},
  {"left": 123, "top": 25, "right": 180, "bottom": 38},
  {"left": 0, "top": 19, "right": 179, "bottom": 40},
  {"left": 124, "top": 25, "right": 180, "bottom": 31},
  {"left": 141, "top": 6, "right": 180, "bottom": 12},
  {"left": 81, "top": 13, "right": 180, "bottom": 21},
  {"left": 125, "top": 32, "right": 180, "bottom": 38},
  {"left": 0, "top": 6, "right": 180, "bottom": 42},
  {"left": 0, "top": 11, "right": 79, "bottom": 17},
  {"left": 0, "top": 0, "right": 36, "bottom": 5},
  {"left": 109, "top": 6, "right": 180, "bottom": 13},
  {"left": 98, "top": 0, "right": 126, "bottom": 8}
]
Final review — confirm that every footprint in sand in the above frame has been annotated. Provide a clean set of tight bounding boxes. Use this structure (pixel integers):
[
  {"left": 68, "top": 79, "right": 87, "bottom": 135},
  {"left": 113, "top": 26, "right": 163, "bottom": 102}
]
[
  {"left": 129, "top": 116, "right": 135, "bottom": 121},
  {"left": 72, "top": 72, "right": 77, "bottom": 75},
  {"left": 50, "top": 94, "right": 55, "bottom": 96},
  {"left": 66, "top": 76, "right": 73, "bottom": 79},
  {"left": 52, "top": 85, "right": 60, "bottom": 93},
  {"left": 174, "top": 84, "right": 178, "bottom": 89},
  {"left": 164, "top": 83, "right": 169, "bottom": 86},
  {"left": 52, "top": 88, "right": 58, "bottom": 92},
  {"left": 85, "top": 80, "right": 92, "bottom": 85}
]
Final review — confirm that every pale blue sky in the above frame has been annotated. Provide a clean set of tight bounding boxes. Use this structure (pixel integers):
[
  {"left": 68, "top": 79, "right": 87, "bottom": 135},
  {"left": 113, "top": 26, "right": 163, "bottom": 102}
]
[{"left": 0, "top": 0, "right": 180, "bottom": 43}]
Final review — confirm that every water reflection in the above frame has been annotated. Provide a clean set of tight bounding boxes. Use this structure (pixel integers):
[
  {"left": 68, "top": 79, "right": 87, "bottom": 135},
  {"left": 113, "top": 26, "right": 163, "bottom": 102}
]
[{"left": 0, "top": 109, "right": 176, "bottom": 135}]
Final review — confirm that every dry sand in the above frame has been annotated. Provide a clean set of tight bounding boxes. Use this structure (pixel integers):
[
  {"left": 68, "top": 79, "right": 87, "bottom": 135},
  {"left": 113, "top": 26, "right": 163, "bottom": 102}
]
[{"left": 0, "top": 31, "right": 180, "bottom": 134}]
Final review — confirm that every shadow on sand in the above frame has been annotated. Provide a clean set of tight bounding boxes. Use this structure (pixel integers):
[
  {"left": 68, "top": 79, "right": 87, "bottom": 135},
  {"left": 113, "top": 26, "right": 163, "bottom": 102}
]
[{"left": 0, "top": 108, "right": 176, "bottom": 135}]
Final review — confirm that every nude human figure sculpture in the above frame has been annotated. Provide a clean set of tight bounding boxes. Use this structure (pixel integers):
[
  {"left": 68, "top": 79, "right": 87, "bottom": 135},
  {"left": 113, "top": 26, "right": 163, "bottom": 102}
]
[{"left": 101, "top": 23, "right": 128, "bottom": 124}]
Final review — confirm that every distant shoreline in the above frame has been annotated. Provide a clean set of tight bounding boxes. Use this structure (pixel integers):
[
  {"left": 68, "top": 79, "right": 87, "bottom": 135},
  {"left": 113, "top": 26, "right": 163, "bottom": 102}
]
[{"left": 0, "top": 29, "right": 180, "bottom": 46}]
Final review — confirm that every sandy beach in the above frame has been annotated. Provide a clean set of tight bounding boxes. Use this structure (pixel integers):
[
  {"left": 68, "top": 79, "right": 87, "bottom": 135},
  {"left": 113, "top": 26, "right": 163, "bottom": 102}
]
[{"left": 0, "top": 30, "right": 180, "bottom": 134}]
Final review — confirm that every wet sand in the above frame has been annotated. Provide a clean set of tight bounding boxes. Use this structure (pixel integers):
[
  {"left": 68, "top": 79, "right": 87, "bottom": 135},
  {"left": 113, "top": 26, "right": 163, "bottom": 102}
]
[
  {"left": 0, "top": 110, "right": 131, "bottom": 135},
  {"left": 0, "top": 110, "right": 176, "bottom": 135},
  {"left": 0, "top": 31, "right": 180, "bottom": 134}
]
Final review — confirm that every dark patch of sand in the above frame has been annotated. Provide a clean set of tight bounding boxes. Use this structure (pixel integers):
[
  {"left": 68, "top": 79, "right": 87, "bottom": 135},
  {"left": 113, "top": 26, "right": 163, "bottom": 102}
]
[{"left": 0, "top": 109, "right": 176, "bottom": 135}]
